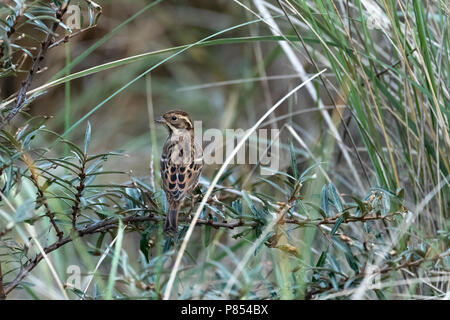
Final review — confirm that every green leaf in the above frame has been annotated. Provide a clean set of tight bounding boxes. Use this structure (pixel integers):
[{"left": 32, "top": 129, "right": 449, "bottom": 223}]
[
  {"left": 139, "top": 231, "right": 150, "bottom": 262},
  {"left": 303, "top": 201, "right": 327, "bottom": 219},
  {"left": 371, "top": 187, "right": 396, "bottom": 197},
  {"left": 349, "top": 195, "right": 367, "bottom": 217},
  {"left": 83, "top": 121, "right": 91, "bottom": 155},
  {"left": 329, "top": 273, "right": 339, "bottom": 290},
  {"left": 320, "top": 184, "right": 329, "bottom": 217},
  {"left": 380, "top": 192, "right": 390, "bottom": 217},
  {"left": 372, "top": 188, "right": 393, "bottom": 217},
  {"left": 15, "top": 199, "right": 35, "bottom": 223},
  {"left": 328, "top": 183, "right": 343, "bottom": 213},
  {"left": 297, "top": 199, "right": 309, "bottom": 216},
  {"left": 300, "top": 162, "right": 326, "bottom": 183},
  {"left": 395, "top": 188, "right": 404, "bottom": 199},
  {"left": 205, "top": 203, "right": 225, "bottom": 219},
  {"left": 316, "top": 250, "right": 328, "bottom": 267},
  {"left": 58, "top": 20, "right": 72, "bottom": 33},
  {"left": 22, "top": 13, "right": 54, "bottom": 34},
  {"left": 242, "top": 191, "right": 260, "bottom": 219},
  {"left": 374, "top": 289, "right": 386, "bottom": 300},
  {"left": 203, "top": 225, "right": 211, "bottom": 247},
  {"left": 330, "top": 216, "right": 344, "bottom": 236},
  {"left": 86, "top": 0, "right": 102, "bottom": 26},
  {"left": 289, "top": 137, "right": 298, "bottom": 180},
  {"left": 259, "top": 177, "right": 288, "bottom": 196},
  {"left": 95, "top": 232, "right": 106, "bottom": 255},
  {"left": 255, "top": 232, "right": 273, "bottom": 256},
  {"left": 22, "top": 284, "right": 40, "bottom": 300},
  {"left": 345, "top": 252, "right": 359, "bottom": 274},
  {"left": 163, "top": 237, "right": 172, "bottom": 253},
  {"left": 327, "top": 253, "right": 341, "bottom": 273}
]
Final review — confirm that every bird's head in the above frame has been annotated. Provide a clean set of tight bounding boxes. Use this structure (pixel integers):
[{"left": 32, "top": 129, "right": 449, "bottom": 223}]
[{"left": 155, "top": 110, "right": 193, "bottom": 132}]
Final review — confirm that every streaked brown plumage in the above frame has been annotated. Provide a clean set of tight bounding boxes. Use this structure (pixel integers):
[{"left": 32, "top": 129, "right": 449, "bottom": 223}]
[{"left": 155, "top": 110, "right": 203, "bottom": 233}]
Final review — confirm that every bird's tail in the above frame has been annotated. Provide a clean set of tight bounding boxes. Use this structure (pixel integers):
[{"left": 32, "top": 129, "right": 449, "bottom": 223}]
[{"left": 164, "top": 203, "right": 180, "bottom": 234}]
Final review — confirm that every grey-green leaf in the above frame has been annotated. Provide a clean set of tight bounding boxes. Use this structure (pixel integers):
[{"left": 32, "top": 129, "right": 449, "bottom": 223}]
[
  {"left": 320, "top": 184, "right": 329, "bottom": 217},
  {"left": 84, "top": 121, "right": 92, "bottom": 155},
  {"left": 328, "top": 183, "right": 343, "bottom": 213}
]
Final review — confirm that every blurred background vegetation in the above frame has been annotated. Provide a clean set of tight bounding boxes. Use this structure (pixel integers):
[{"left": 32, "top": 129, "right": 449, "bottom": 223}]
[{"left": 0, "top": 0, "right": 448, "bottom": 300}]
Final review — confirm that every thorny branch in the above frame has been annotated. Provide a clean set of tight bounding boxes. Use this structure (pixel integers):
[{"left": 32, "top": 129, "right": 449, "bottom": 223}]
[
  {"left": 71, "top": 159, "right": 87, "bottom": 229},
  {"left": 1, "top": 204, "right": 400, "bottom": 297},
  {"left": 305, "top": 250, "right": 450, "bottom": 299},
  {"left": 25, "top": 154, "right": 64, "bottom": 240},
  {"left": 0, "top": 3, "right": 23, "bottom": 61},
  {"left": 0, "top": 1, "right": 71, "bottom": 131}
]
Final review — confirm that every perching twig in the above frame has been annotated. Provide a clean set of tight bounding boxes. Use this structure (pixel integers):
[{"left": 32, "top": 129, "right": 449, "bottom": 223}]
[{"left": 2, "top": 206, "right": 396, "bottom": 297}]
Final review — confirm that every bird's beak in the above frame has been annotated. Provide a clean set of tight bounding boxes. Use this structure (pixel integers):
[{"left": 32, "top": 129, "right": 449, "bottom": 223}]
[{"left": 155, "top": 116, "right": 166, "bottom": 124}]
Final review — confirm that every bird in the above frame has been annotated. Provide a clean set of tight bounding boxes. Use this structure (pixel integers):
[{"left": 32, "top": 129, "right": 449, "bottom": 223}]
[{"left": 155, "top": 110, "right": 203, "bottom": 234}]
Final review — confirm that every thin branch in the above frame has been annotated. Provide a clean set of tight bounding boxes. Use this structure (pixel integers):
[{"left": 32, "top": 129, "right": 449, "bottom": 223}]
[
  {"left": 305, "top": 250, "right": 450, "bottom": 299},
  {"left": 0, "top": 1, "right": 71, "bottom": 130},
  {"left": 28, "top": 161, "right": 64, "bottom": 240},
  {"left": 379, "top": 250, "right": 450, "bottom": 275},
  {"left": 72, "top": 159, "right": 86, "bottom": 229},
  {"left": 0, "top": 261, "right": 6, "bottom": 300},
  {"left": 48, "top": 26, "right": 97, "bottom": 49},
  {"left": 2, "top": 207, "right": 395, "bottom": 297}
]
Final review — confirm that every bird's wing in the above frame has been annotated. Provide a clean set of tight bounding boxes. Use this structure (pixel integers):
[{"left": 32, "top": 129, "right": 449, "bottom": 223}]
[
  {"left": 185, "top": 141, "right": 203, "bottom": 194},
  {"left": 160, "top": 139, "right": 202, "bottom": 202}
]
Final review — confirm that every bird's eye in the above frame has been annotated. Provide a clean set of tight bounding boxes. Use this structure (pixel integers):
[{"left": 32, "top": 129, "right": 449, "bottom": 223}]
[{"left": 171, "top": 116, "right": 177, "bottom": 121}]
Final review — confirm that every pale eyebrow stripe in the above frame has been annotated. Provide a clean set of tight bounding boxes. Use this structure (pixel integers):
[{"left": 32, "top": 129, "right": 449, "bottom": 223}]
[{"left": 178, "top": 115, "right": 193, "bottom": 127}]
